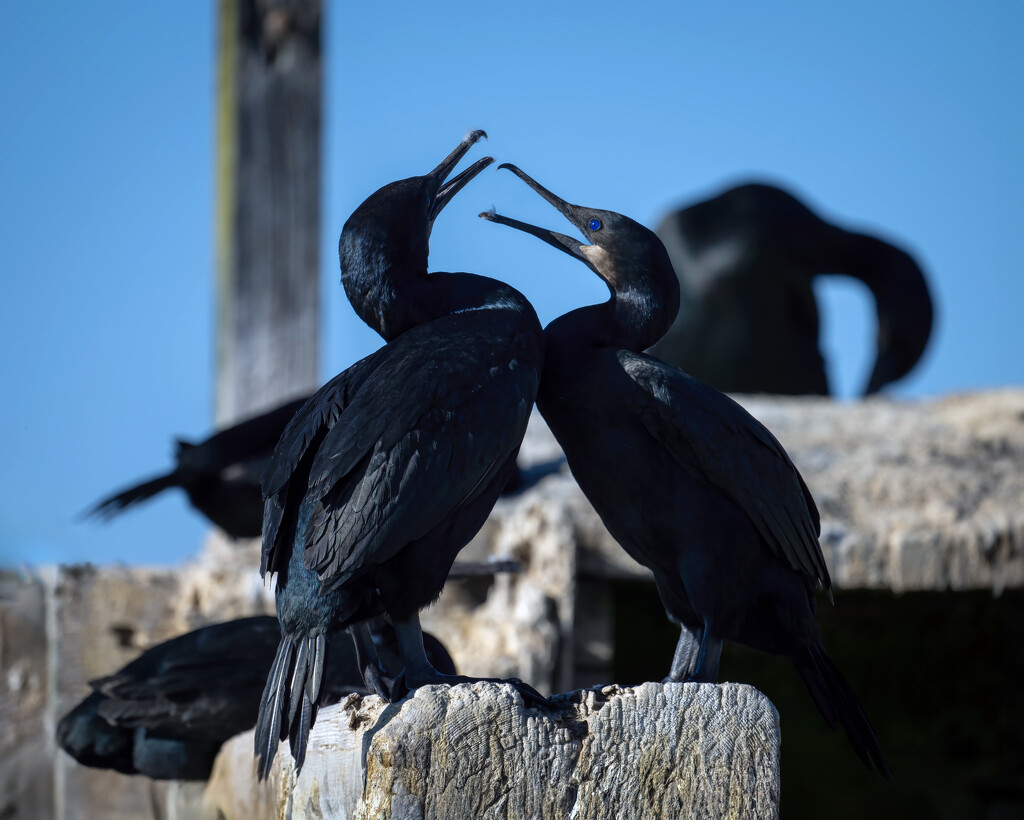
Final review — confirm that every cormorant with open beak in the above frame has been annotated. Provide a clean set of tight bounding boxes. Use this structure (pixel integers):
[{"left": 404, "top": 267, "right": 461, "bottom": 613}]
[
  {"left": 481, "top": 164, "right": 889, "bottom": 777},
  {"left": 255, "top": 133, "right": 545, "bottom": 779}
]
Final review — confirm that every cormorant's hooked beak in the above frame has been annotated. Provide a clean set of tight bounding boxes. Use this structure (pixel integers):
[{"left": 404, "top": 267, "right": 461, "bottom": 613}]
[
  {"left": 479, "top": 164, "right": 597, "bottom": 273},
  {"left": 428, "top": 130, "right": 493, "bottom": 222}
]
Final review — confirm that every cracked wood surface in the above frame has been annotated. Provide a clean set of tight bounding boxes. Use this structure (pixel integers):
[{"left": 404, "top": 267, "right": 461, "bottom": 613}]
[{"left": 204, "top": 681, "right": 780, "bottom": 820}]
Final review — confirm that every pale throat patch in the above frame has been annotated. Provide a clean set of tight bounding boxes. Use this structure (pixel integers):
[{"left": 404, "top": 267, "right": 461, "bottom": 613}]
[{"left": 580, "top": 244, "right": 612, "bottom": 272}]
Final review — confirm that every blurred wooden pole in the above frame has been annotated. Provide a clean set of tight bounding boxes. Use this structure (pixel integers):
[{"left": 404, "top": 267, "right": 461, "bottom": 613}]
[{"left": 215, "top": 0, "right": 322, "bottom": 426}]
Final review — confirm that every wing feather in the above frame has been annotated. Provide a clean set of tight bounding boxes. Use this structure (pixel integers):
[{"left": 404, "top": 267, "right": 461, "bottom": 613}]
[
  {"left": 264, "top": 315, "right": 539, "bottom": 594},
  {"left": 305, "top": 345, "right": 536, "bottom": 589},
  {"left": 259, "top": 357, "right": 380, "bottom": 577},
  {"left": 308, "top": 391, "right": 532, "bottom": 589},
  {"left": 618, "top": 350, "right": 831, "bottom": 592}
]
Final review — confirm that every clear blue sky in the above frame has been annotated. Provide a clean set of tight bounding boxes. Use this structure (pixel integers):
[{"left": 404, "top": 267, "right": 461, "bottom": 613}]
[{"left": 1, "top": 2, "right": 1021, "bottom": 567}]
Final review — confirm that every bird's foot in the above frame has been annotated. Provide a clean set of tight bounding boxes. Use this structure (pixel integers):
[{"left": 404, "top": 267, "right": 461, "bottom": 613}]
[
  {"left": 361, "top": 663, "right": 405, "bottom": 702},
  {"left": 660, "top": 672, "right": 715, "bottom": 685}
]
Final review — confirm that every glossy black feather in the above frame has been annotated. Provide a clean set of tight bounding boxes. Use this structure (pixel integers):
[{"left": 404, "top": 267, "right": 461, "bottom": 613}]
[
  {"left": 618, "top": 350, "right": 830, "bottom": 592},
  {"left": 484, "top": 165, "right": 887, "bottom": 777},
  {"left": 58, "top": 616, "right": 454, "bottom": 780},
  {"left": 255, "top": 133, "right": 544, "bottom": 779},
  {"left": 261, "top": 360, "right": 377, "bottom": 577},
  {"left": 304, "top": 323, "right": 534, "bottom": 589}
]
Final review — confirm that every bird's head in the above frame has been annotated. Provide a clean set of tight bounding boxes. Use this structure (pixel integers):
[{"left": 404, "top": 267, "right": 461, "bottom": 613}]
[
  {"left": 339, "top": 130, "right": 493, "bottom": 338},
  {"left": 481, "top": 164, "right": 679, "bottom": 349}
]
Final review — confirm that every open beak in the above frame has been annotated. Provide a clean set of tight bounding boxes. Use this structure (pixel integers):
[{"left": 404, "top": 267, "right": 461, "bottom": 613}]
[
  {"left": 478, "top": 164, "right": 595, "bottom": 271},
  {"left": 428, "top": 130, "right": 493, "bottom": 221}
]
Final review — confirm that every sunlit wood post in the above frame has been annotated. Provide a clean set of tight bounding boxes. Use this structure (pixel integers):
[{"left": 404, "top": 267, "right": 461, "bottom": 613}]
[{"left": 215, "top": 0, "right": 322, "bottom": 425}]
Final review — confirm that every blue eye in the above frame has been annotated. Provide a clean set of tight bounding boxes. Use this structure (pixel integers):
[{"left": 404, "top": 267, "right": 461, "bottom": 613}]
[{"left": 588, "top": 218, "right": 602, "bottom": 231}]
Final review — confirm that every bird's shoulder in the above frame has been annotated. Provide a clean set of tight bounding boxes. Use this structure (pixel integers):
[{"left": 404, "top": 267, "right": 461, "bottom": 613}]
[
  {"left": 301, "top": 320, "right": 539, "bottom": 587},
  {"left": 310, "top": 316, "right": 539, "bottom": 475},
  {"left": 260, "top": 313, "right": 540, "bottom": 579}
]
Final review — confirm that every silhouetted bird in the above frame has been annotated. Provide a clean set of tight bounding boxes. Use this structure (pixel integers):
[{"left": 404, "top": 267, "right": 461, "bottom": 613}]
[
  {"left": 648, "top": 182, "right": 932, "bottom": 396},
  {"left": 57, "top": 616, "right": 454, "bottom": 780},
  {"left": 482, "top": 165, "right": 889, "bottom": 777},
  {"left": 85, "top": 404, "right": 542, "bottom": 540},
  {"left": 254, "top": 131, "right": 545, "bottom": 779},
  {"left": 84, "top": 397, "right": 309, "bottom": 539}
]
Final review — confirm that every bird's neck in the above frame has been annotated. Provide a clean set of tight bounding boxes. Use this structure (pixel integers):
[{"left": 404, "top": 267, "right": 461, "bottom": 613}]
[
  {"left": 547, "top": 256, "right": 680, "bottom": 354},
  {"left": 418, "top": 272, "right": 537, "bottom": 322},
  {"left": 842, "top": 232, "right": 931, "bottom": 341},
  {"left": 341, "top": 233, "right": 424, "bottom": 341},
  {"left": 344, "top": 258, "right": 534, "bottom": 341},
  {"left": 841, "top": 233, "right": 919, "bottom": 301},
  {"left": 547, "top": 289, "right": 672, "bottom": 356},
  {"left": 847, "top": 233, "right": 932, "bottom": 390}
]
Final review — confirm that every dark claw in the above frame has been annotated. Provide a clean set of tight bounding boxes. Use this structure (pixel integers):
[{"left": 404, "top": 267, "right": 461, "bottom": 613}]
[
  {"left": 387, "top": 671, "right": 410, "bottom": 703},
  {"left": 397, "top": 671, "right": 550, "bottom": 708},
  {"left": 505, "top": 677, "right": 549, "bottom": 708},
  {"left": 362, "top": 663, "right": 401, "bottom": 701}
]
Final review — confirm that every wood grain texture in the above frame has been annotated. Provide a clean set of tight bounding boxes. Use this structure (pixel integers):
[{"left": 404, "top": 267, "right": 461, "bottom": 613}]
[
  {"left": 205, "top": 682, "right": 780, "bottom": 820},
  {"left": 216, "top": 0, "right": 322, "bottom": 426}
]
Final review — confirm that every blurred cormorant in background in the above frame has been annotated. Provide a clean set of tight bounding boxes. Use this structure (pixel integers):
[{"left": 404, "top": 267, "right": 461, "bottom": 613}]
[
  {"left": 57, "top": 616, "right": 454, "bottom": 780},
  {"left": 482, "top": 166, "right": 889, "bottom": 776},
  {"left": 85, "top": 400, "right": 549, "bottom": 540},
  {"left": 649, "top": 182, "right": 932, "bottom": 396},
  {"left": 254, "top": 131, "right": 545, "bottom": 779},
  {"left": 84, "top": 398, "right": 308, "bottom": 539}
]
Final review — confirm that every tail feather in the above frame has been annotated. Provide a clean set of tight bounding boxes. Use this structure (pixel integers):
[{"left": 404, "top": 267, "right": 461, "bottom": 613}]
[
  {"left": 288, "top": 638, "right": 311, "bottom": 729},
  {"left": 290, "top": 693, "right": 315, "bottom": 771},
  {"left": 255, "top": 632, "right": 326, "bottom": 781},
  {"left": 308, "top": 633, "right": 326, "bottom": 703},
  {"left": 797, "top": 655, "right": 838, "bottom": 729},
  {"left": 83, "top": 473, "right": 182, "bottom": 520},
  {"left": 255, "top": 635, "right": 293, "bottom": 780},
  {"left": 795, "top": 643, "right": 892, "bottom": 779}
]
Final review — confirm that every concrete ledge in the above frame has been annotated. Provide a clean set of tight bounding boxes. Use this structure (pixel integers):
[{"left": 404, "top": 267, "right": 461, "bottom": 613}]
[{"left": 204, "top": 681, "right": 780, "bottom": 820}]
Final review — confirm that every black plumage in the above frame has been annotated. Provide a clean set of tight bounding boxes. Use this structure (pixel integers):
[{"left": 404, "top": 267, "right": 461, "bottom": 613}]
[
  {"left": 649, "top": 182, "right": 932, "bottom": 395},
  {"left": 482, "top": 165, "right": 889, "bottom": 777},
  {"left": 85, "top": 398, "right": 538, "bottom": 542},
  {"left": 56, "top": 616, "right": 455, "bottom": 780},
  {"left": 84, "top": 397, "right": 308, "bottom": 538},
  {"left": 254, "top": 131, "right": 545, "bottom": 779}
]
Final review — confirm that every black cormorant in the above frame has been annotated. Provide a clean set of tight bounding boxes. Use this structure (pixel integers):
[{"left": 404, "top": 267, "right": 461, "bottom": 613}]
[
  {"left": 56, "top": 616, "right": 454, "bottom": 780},
  {"left": 254, "top": 132, "right": 545, "bottom": 778},
  {"left": 649, "top": 182, "right": 932, "bottom": 396},
  {"left": 481, "top": 165, "right": 889, "bottom": 776},
  {"left": 84, "top": 397, "right": 308, "bottom": 539}
]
